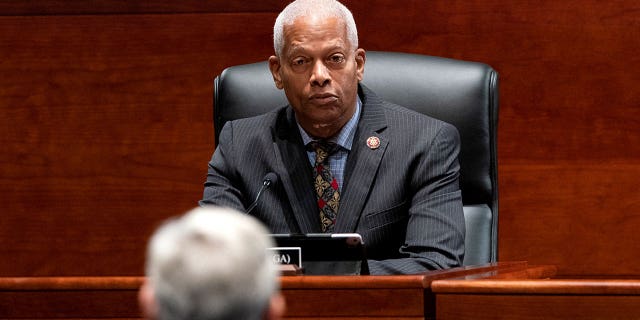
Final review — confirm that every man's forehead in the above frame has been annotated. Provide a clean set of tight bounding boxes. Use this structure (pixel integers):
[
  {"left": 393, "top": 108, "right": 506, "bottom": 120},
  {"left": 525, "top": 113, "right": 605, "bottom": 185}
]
[
  {"left": 282, "top": 17, "right": 349, "bottom": 55},
  {"left": 287, "top": 39, "right": 348, "bottom": 55}
]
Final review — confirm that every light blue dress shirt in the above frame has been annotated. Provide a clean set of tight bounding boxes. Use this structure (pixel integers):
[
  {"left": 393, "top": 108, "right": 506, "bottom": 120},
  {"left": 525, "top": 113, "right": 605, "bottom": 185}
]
[{"left": 297, "top": 97, "right": 362, "bottom": 192}]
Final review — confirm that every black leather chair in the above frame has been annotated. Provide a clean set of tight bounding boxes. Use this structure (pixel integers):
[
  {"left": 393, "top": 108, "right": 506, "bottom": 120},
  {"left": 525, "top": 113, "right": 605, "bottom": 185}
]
[{"left": 213, "top": 51, "right": 499, "bottom": 266}]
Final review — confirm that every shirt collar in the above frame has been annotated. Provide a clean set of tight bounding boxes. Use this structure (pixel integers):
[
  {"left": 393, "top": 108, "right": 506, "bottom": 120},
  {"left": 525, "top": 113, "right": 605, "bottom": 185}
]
[{"left": 297, "top": 97, "right": 361, "bottom": 151}]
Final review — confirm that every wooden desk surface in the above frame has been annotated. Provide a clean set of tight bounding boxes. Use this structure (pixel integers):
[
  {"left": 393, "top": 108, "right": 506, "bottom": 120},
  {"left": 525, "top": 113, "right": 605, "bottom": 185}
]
[
  {"left": 432, "top": 277, "right": 640, "bottom": 320},
  {"left": 0, "top": 262, "right": 551, "bottom": 319},
  {"left": 3, "top": 263, "right": 639, "bottom": 319}
]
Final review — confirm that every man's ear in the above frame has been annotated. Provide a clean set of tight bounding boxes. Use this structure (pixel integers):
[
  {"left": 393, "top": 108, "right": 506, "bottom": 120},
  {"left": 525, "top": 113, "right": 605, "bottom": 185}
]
[
  {"left": 263, "top": 293, "right": 286, "bottom": 320},
  {"left": 138, "top": 280, "right": 158, "bottom": 320},
  {"left": 268, "top": 56, "right": 284, "bottom": 90},
  {"left": 354, "top": 48, "right": 366, "bottom": 82}
]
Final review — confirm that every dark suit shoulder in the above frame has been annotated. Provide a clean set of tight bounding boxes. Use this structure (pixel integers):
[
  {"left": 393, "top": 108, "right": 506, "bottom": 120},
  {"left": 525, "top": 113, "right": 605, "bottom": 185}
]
[
  {"left": 225, "top": 106, "right": 286, "bottom": 128},
  {"left": 220, "top": 106, "right": 290, "bottom": 143}
]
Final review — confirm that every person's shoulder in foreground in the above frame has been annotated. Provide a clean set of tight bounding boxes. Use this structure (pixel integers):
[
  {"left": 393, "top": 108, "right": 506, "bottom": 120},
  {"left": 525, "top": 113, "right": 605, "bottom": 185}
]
[{"left": 138, "top": 206, "right": 285, "bottom": 320}]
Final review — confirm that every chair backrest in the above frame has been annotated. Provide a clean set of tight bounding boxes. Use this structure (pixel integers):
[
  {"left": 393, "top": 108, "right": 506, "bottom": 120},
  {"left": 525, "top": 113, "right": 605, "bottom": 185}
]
[{"left": 213, "top": 51, "right": 499, "bottom": 266}]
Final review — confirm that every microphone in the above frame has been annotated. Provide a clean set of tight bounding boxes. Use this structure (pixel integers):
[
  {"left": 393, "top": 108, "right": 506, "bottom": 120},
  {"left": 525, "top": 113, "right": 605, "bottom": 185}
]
[{"left": 246, "top": 172, "right": 278, "bottom": 214}]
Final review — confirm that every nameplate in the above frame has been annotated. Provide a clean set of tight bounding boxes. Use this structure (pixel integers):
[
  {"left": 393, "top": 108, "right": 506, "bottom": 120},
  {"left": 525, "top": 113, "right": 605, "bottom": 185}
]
[{"left": 267, "top": 247, "right": 301, "bottom": 268}]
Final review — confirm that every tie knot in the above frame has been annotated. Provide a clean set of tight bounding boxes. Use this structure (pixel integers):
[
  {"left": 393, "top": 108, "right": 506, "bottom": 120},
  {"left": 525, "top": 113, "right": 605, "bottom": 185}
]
[{"left": 310, "top": 140, "right": 337, "bottom": 164}]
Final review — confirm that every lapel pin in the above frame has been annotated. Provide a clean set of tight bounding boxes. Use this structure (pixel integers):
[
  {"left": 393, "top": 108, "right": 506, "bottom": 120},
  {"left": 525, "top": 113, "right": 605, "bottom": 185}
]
[{"left": 366, "top": 136, "right": 380, "bottom": 149}]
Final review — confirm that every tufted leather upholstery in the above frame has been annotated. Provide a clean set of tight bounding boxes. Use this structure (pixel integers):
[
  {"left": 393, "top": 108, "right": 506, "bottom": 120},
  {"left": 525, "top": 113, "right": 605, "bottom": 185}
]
[{"left": 213, "top": 51, "right": 499, "bottom": 265}]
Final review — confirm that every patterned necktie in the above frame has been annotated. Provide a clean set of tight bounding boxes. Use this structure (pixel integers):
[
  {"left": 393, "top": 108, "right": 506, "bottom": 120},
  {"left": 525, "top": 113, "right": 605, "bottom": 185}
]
[{"left": 310, "top": 141, "right": 340, "bottom": 233}]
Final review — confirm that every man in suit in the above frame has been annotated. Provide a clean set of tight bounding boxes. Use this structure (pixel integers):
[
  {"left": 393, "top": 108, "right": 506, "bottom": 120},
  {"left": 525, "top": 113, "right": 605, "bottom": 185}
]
[{"left": 200, "top": 0, "right": 465, "bottom": 275}]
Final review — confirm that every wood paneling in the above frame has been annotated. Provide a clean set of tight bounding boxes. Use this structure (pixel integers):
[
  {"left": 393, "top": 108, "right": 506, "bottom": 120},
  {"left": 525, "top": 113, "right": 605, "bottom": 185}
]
[
  {"left": 437, "top": 294, "right": 640, "bottom": 320},
  {"left": 433, "top": 279, "right": 640, "bottom": 320},
  {"left": 1, "top": 0, "right": 639, "bottom": 277},
  {"left": 500, "top": 162, "right": 640, "bottom": 276},
  {"left": 0, "top": 12, "right": 276, "bottom": 276},
  {"left": 0, "top": 0, "right": 285, "bottom": 15},
  {"left": 0, "top": 277, "right": 143, "bottom": 319}
]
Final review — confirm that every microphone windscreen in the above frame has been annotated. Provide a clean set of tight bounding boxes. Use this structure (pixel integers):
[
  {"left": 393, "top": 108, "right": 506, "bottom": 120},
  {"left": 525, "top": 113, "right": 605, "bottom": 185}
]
[{"left": 264, "top": 172, "right": 278, "bottom": 185}]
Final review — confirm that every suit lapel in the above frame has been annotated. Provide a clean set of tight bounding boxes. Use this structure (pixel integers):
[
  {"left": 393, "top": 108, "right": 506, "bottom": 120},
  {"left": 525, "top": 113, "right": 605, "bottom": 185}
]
[
  {"left": 270, "top": 85, "right": 388, "bottom": 234},
  {"left": 335, "top": 85, "right": 389, "bottom": 233},
  {"left": 272, "top": 108, "right": 322, "bottom": 233}
]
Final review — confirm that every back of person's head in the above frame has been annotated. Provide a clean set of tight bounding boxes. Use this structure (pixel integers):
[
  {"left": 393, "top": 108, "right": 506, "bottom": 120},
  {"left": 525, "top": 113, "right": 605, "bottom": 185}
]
[
  {"left": 139, "top": 206, "right": 284, "bottom": 320},
  {"left": 273, "top": 0, "right": 358, "bottom": 57}
]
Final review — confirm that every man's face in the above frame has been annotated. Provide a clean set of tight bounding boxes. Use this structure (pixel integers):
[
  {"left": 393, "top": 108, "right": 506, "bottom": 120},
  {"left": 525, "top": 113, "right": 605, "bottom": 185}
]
[{"left": 269, "top": 16, "right": 365, "bottom": 138}]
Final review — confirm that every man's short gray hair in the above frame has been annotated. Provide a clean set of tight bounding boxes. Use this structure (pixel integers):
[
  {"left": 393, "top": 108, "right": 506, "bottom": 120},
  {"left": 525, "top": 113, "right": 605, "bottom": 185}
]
[
  {"left": 146, "top": 207, "right": 278, "bottom": 320},
  {"left": 273, "top": 0, "right": 358, "bottom": 57}
]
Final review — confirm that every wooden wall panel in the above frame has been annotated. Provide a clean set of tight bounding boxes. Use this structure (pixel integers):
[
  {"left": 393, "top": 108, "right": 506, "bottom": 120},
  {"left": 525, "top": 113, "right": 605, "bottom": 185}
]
[
  {"left": 1, "top": 0, "right": 639, "bottom": 277},
  {"left": 0, "top": 0, "right": 284, "bottom": 15},
  {"left": 0, "top": 12, "right": 277, "bottom": 276}
]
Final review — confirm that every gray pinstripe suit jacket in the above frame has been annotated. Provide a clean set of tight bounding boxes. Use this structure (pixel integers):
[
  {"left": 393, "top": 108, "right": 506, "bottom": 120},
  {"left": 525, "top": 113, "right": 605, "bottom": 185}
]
[{"left": 200, "top": 84, "right": 465, "bottom": 275}]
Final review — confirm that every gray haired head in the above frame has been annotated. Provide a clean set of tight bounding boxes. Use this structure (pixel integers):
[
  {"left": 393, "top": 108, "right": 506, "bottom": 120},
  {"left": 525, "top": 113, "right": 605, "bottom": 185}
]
[
  {"left": 145, "top": 207, "right": 278, "bottom": 320},
  {"left": 273, "top": 0, "right": 359, "bottom": 57}
]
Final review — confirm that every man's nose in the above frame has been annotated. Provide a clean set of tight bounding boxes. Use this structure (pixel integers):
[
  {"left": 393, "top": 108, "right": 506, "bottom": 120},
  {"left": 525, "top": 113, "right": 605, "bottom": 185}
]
[{"left": 310, "top": 61, "right": 330, "bottom": 87}]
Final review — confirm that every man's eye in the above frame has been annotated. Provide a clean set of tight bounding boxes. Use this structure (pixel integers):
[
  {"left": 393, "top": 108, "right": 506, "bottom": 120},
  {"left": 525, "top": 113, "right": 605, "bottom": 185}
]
[
  {"left": 330, "top": 55, "right": 345, "bottom": 63},
  {"left": 293, "top": 59, "right": 306, "bottom": 65}
]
